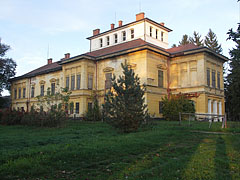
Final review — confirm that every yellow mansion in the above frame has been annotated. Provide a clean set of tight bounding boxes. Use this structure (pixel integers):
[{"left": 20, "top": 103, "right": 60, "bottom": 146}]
[{"left": 10, "top": 13, "right": 227, "bottom": 118}]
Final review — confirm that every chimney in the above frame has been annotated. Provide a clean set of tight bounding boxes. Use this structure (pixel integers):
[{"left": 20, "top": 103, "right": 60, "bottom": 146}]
[
  {"left": 47, "top": 58, "right": 52, "bottom": 65},
  {"left": 111, "top": 23, "right": 115, "bottom": 30},
  {"left": 136, "top": 12, "right": 145, "bottom": 21},
  {"left": 93, "top": 29, "right": 100, "bottom": 36},
  {"left": 160, "top": 22, "right": 165, "bottom": 26},
  {"left": 64, "top": 53, "right": 70, "bottom": 59},
  {"left": 118, "top": 20, "right": 123, "bottom": 27}
]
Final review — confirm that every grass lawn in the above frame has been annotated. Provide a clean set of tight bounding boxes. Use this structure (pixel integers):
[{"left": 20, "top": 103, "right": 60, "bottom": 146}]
[{"left": 0, "top": 120, "right": 240, "bottom": 180}]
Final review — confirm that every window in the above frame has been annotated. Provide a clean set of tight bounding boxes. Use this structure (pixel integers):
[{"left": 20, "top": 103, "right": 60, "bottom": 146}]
[
  {"left": 65, "top": 103, "right": 68, "bottom": 114},
  {"left": 150, "top": 26, "right": 153, "bottom": 37},
  {"left": 158, "top": 70, "right": 164, "bottom": 88},
  {"left": 75, "top": 102, "right": 79, "bottom": 114},
  {"left": 51, "top": 83, "right": 55, "bottom": 95},
  {"left": 77, "top": 74, "right": 81, "bottom": 90},
  {"left": 22, "top": 88, "right": 25, "bottom": 98},
  {"left": 14, "top": 89, "right": 17, "bottom": 99},
  {"left": 156, "top": 29, "right": 158, "bottom": 39},
  {"left": 122, "top": 31, "right": 126, "bottom": 41},
  {"left": 212, "top": 70, "right": 216, "bottom": 88},
  {"left": 18, "top": 88, "right": 21, "bottom": 99},
  {"left": 207, "top": 69, "right": 210, "bottom": 86},
  {"left": 40, "top": 85, "right": 44, "bottom": 96},
  {"left": 70, "top": 103, "right": 74, "bottom": 114},
  {"left": 159, "top": 101, "right": 163, "bottom": 114},
  {"left": 88, "top": 102, "right": 92, "bottom": 111},
  {"left": 31, "top": 86, "right": 35, "bottom": 98},
  {"left": 217, "top": 72, "right": 220, "bottom": 89},
  {"left": 131, "top": 29, "right": 134, "bottom": 39},
  {"left": 105, "top": 73, "right": 112, "bottom": 89},
  {"left": 106, "top": 36, "right": 110, "bottom": 45},
  {"left": 66, "top": 76, "right": 69, "bottom": 89},
  {"left": 114, "top": 34, "right": 118, "bottom": 43},
  {"left": 88, "top": 74, "right": 93, "bottom": 90},
  {"left": 161, "top": 31, "right": 164, "bottom": 41},
  {"left": 71, "top": 75, "right": 75, "bottom": 90},
  {"left": 21, "top": 107, "right": 24, "bottom": 112},
  {"left": 100, "top": 38, "right": 103, "bottom": 47}
]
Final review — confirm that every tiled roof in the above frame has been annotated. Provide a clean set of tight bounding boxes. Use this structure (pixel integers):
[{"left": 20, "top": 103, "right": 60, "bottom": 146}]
[
  {"left": 167, "top": 43, "right": 201, "bottom": 54},
  {"left": 10, "top": 61, "right": 62, "bottom": 81}
]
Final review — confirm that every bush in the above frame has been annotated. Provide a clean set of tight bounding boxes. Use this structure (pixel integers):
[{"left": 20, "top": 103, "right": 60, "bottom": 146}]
[
  {"left": 162, "top": 94, "right": 195, "bottom": 121},
  {"left": 84, "top": 95, "right": 102, "bottom": 121},
  {"left": 0, "top": 109, "right": 24, "bottom": 125}
]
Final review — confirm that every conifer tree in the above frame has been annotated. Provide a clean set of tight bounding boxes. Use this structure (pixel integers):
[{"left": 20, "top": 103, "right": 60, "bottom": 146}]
[
  {"left": 103, "top": 61, "right": 148, "bottom": 133},
  {"left": 204, "top": 29, "right": 223, "bottom": 54},
  {"left": 190, "top": 31, "right": 203, "bottom": 46},
  {"left": 225, "top": 24, "right": 240, "bottom": 121},
  {"left": 179, "top": 34, "right": 190, "bottom": 46},
  {"left": 171, "top": 44, "right": 177, "bottom": 48}
]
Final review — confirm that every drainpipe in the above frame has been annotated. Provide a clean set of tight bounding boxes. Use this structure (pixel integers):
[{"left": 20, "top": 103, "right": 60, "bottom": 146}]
[{"left": 167, "top": 57, "right": 171, "bottom": 99}]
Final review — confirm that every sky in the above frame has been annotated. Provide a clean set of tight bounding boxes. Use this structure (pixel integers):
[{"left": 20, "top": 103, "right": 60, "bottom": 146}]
[{"left": 0, "top": 0, "right": 239, "bottom": 95}]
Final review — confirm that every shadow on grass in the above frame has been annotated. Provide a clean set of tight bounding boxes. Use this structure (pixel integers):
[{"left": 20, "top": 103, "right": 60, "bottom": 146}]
[{"left": 215, "top": 136, "right": 232, "bottom": 180}]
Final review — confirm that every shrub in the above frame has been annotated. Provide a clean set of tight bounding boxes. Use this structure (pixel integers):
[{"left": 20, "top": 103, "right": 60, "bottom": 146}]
[
  {"left": 84, "top": 94, "right": 102, "bottom": 121},
  {"left": 162, "top": 94, "right": 195, "bottom": 121},
  {"left": 0, "top": 109, "right": 24, "bottom": 125}
]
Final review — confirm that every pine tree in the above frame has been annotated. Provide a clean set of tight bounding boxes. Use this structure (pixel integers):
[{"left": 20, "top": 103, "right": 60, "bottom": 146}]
[
  {"left": 204, "top": 29, "right": 223, "bottom": 54},
  {"left": 179, "top": 34, "right": 190, "bottom": 46},
  {"left": 103, "top": 61, "right": 148, "bottom": 133},
  {"left": 189, "top": 31, "right": 203, "bottom": 46},
  {"left": 225, "top": 24, "right": 240, "bottom": 121},
  {"left": 171, "top": 44, "right": 177, "bottom": 48}
]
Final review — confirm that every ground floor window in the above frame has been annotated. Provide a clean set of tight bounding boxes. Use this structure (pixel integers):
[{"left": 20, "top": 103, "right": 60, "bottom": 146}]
[
  {"left": 75, "top": 102, "right": 79, "bottom": 114},
  {"left": 159, "top": 101, "right": 163, "bottom": 114}
]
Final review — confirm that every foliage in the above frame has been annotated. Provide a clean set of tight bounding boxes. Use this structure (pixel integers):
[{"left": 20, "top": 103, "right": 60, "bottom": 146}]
[
  {"left": 84, "top": 94, "right": 102, "bottom": 121},
  {"left": 189, "top": 31, "right": 204, "bottom": 46},
  {"left": 179, "top": 34, "right": 191, "bottom": 45},
  {"left": 0, "top": 121, "right": 240, "bottom": 179},
  {"left": 162, "top": 94, "right": 195, "bottom": 121},
  {"left": 171, "top": 44, "right": 177, "bottom": 48},
  {"left": 0, "top": 109, "right": 24, "bottom": 125},
  {"left": 103, "top": 61, "right": 148, "bottom": 133},
  {"left": 204, "top": 28, "right": 223, "bottom": 54},
  {"left": 0, "top": 39, "right": 17, "bottom": 95},
  {"left": 225, "top": 23, "right": 240, "bottom": 121}
]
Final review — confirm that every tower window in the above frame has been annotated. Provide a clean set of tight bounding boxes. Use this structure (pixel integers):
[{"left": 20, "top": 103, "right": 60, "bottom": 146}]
[
  {"left": 122, "top": 31, "right": 126, "bottom": 41},
  {"left": 131, "top": 29, "right": 134, "bottom": 39},
  {"left": 150, "top": 26, "right": 153, "bottom": 37},
  {"left": 100, "top": 38, "right": 103, "bottom": 47},
  {"left": 156, "top": 29, "right": 158, "bottom": 39},
  {"left": 106, "top": 36, "right": 110, "bottom": 45},
  {"left": 114, "top": 34, "right": 118, "bottom": 43},
  {"left": 161, "top": 32, "right": 164, "bottom": 41}
]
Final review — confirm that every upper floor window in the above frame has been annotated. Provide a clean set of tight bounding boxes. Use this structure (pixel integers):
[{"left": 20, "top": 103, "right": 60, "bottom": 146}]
[
  {"left": 88, "top": 74, "right": 93, "bottom": 90},
  {"left": 40, "top": 85, "right": 44, "bottom": 96},
  {"left": 122, "top": 31, "right": 126, "bottom": 41},
  {"left": 212, "top": 70, "right": 216, "bottom": 88},
  {"left": 66, "top": 76, "right": 69, "bottom": 89},
  {"left": 31, "top": 86, "right": 35, "bottom": 98},
  {"left": 23, "top": 88, "right": 26, "bottom": 98},
  {"left": 207, "top": 69, "right": 210, "bottom": 86},
  {"left": 114, "top": 34, "right": 118, "bottom": 43},
  {"left": 217, "top": 72, "right": 220, "bottom": 89},
  {"left": 77, "top": 74, "right": 81, "bottom": 90},
  {"left": 18, "top": 88, "right": 21, "bottom": 99},
  {"left": 131, "top": 29, "right": 134, "bottom": 39},
  {"left": 51, "top": 83, "right": 55, "bottom": 95},
  {"left": 99, "top": 38, "right": 103, "bottom": 47},
  {"left": 106, "top": 36, "right": 110, "bottom": 45},
  {"left": 150, "top": 26, "right": 153, "bottom": 37},
  {"left": 71, "top": 75, "right": 75, "bottom": 90},
  {"left": 14, "top": 89, "right": 17, "bottom": 99},
  {"left": 105, "top": 73, "right": 112, "bottom": 89},
  {"left": 161, "top": 31, "right": 164, "bottom": 41},
  {"left": 156, "top": 29, "right": 158, "bottom": 39},
  {"left": 158, "top": 70, "right": 164, "bottom": 88}
]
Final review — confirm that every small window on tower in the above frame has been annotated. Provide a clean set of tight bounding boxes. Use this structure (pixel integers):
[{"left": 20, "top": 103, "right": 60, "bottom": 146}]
[
  {"left": 150, "top": 26, "right": 153, "bottom": 37},
  {"left": 131, "top": 29, "right": 134, "bottom": 39},
  {"left": 161, "top": 32, "right": 164, "bottom": 41},
  {"left": 114, "top": 34, "right": 118, "bottom": 43},
  {"left": 156, "top": 29, "right": 158, "bottom": 39},
  {"left": 106, "top": 36, "right": 110, "bottom": 45},
  {"left": 100, "top": 38, "right": 103, "bottom": 47},
  {"left": 122, "top": 31, "right": 126, "bottom": 41}
]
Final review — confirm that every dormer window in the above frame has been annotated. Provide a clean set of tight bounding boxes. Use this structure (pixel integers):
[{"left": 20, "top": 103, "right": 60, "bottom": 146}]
[
  {"left": 122, "top": 31, "right": 126, "bottom": 41},
  {"left": 114, "top": 34, "right": 118, "bottom": 43},
  {"left": 156, "top": 29, "right": 158, "bottom": 39},
  {"left": 150, "top": 26, "right": 153, "bottom": 37},
  {"left": 131, "top": 29, "right": 134, "bottom": 39},
  {"left": 100, "top": 38, "right": 103, "bottom": 47},
  {"left": 106, "top": 36, "right": 110, "bottom": 45},
  {"left": 161, "top": 32, "right": 164, "bottom": 41}
]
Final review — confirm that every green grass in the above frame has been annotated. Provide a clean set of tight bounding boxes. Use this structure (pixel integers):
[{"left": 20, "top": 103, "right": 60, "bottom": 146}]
[{"left": 0, "top": 121, "right": 240, "bottom": 180}]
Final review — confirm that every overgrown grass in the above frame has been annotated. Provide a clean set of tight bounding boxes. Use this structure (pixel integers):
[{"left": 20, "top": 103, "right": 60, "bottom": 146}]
[{"left": 0, "top": 121, "right": 240, "bottom": 180}]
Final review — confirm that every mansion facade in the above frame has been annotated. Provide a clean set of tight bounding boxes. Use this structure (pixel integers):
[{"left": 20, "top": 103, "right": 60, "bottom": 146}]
[{"left": 10, "top": 12, "right": 227, "bottom": 118}]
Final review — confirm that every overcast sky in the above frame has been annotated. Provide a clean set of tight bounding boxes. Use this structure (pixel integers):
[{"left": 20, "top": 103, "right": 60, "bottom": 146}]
[{"left": 0, "top": 0, "right": 239, "bottom": 95}]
